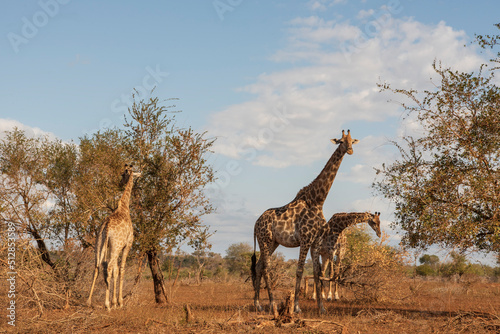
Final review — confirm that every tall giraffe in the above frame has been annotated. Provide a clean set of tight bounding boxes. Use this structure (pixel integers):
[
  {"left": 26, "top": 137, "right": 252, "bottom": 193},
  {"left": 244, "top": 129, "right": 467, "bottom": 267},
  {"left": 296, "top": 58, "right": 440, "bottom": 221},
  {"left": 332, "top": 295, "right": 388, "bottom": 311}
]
[
  {"left": 87, "top": 164, "right": 141, "bottom": 310},
  {"left": 251, "top": 130, "right": 359, "bottom": 314},
  {"left": 313, "top": 212, "right": 381, "bottom": 301}
]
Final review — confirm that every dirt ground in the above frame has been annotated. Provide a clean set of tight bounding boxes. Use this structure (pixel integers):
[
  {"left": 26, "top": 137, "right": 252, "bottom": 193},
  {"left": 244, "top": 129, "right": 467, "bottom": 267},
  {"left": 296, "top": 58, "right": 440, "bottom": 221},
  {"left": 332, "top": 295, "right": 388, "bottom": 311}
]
[{"left": 2, "top": 277, "right": 500, "bottom": 334}]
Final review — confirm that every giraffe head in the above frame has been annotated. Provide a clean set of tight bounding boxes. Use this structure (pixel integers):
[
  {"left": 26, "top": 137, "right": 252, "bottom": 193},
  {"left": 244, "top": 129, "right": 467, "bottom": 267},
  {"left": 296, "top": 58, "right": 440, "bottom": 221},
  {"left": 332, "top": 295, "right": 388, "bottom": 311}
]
[
  {"left": 119, "top": 164, "right": 142, "bottom": 187},
  {"left": 331, "top": 129, "right": 359, "bottom": 155},
  {"left": 367, "top": 212, "right": 381, "bottom": 238}
]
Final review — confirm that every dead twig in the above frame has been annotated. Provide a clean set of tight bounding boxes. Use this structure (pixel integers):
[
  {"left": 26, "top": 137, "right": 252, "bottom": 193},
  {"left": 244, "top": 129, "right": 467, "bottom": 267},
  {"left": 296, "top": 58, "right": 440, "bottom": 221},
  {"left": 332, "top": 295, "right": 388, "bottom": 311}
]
[
  {"left": 17, "top": 271, "right": 44, "bottom": 317},
  {"left": 145, "top": 318, "right": 169, "bottom": 326},
  {"left": 300, "top": 318, "right": 345, "bottom": 328}
]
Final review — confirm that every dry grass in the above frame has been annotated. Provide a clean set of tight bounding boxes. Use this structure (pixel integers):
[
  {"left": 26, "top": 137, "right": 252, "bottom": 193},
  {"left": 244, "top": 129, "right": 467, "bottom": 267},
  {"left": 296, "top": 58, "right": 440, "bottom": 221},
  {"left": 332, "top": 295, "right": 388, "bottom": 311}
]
[{"left": 2, "top": 275, "right": 500, "bottom": 333}]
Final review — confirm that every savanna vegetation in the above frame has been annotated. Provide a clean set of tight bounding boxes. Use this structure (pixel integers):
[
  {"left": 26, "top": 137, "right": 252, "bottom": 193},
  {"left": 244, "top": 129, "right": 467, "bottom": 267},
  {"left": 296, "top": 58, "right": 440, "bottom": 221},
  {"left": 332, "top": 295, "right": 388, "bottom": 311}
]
[{"left": 2, "top": 25, "right": 500, "bottom": 333}]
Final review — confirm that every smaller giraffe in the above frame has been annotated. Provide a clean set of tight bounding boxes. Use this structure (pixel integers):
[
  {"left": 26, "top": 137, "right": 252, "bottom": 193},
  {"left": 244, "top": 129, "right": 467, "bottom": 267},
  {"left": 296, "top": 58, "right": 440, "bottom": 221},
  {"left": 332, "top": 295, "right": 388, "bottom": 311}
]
[
  {"left": 87, "top": 164, "right": 141, "bottom": 310},
  {"left": 313, "top": 212, "right": 381, "bottom": 301},
  {"left": 312, "top": 231, "right": 348, "bottom": 301}
]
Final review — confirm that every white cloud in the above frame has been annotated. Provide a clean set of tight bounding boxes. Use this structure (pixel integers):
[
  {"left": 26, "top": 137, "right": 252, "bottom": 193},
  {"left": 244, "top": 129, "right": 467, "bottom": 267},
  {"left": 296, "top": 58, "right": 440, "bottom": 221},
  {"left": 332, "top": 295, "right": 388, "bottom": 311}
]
[
  {"left": 307, "top": 0, "right": 346, "bottom": 11},
  {"left": 206, "top": 16, "right": 484, "bottom": 170},
  {"left": 0, "top": 119, "right": 56, "bottom": 140},
  {"left": 357, "top": 9, "right": 375, "bottom": 19}
]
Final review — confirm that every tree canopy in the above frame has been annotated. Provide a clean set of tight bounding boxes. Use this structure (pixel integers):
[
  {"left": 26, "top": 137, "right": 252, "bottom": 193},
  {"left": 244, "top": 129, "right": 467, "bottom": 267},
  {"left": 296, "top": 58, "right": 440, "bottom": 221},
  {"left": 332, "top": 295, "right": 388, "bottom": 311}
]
[{"left": 374, "top": 25, "right": 500, "bottom": 252}]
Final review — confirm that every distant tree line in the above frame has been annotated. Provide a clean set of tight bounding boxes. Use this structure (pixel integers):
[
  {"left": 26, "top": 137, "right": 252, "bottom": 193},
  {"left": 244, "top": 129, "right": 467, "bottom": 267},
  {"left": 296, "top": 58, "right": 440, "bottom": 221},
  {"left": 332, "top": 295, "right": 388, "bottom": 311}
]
[{"left": 414, "top": 252, "right": 500, "bottom": 278}]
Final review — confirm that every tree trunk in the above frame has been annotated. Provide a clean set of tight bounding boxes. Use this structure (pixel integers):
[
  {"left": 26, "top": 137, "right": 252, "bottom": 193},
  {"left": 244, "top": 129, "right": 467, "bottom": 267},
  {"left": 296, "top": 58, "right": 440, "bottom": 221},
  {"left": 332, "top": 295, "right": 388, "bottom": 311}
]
[{"left": 147, "top": 250, "right": 167, "bottom": 305}]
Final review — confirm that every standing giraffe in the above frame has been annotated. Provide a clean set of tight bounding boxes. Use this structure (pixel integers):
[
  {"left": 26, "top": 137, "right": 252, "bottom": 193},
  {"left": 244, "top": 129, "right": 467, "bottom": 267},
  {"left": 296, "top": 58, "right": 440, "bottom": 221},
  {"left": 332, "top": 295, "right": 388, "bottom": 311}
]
[
  {"left": 312, "top": 212, "right": 381, "bottom": 301},
  {"left": 251, "top": 130, "right": 359, "bottom": 314},
  {"left": 311, "top": 231, "right": 348, "bottom": 301},
  {"left": 87, "top": 164, "right": 141, "bottom": 310}
]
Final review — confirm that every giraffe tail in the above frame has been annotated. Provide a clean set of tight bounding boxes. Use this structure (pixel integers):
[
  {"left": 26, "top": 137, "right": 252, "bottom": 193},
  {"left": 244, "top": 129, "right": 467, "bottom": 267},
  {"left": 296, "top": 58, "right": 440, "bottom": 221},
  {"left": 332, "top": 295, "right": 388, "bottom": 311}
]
[{"left": 251, "top": 232, "right": 257, "bottom": 285}]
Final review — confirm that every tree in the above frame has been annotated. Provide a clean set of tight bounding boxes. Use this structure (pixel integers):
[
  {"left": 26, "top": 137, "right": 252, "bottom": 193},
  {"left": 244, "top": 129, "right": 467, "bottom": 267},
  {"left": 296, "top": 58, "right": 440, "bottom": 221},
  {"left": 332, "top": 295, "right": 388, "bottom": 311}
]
[
  {"left": 419, "top": 254, "right": 439, "bottom": 266},
  {"left": 123, "top": 94, "right": 216, "bottom": 304},
  {"left": 225, "top": 242, "right": 253, "bottom": 276},
  {"left": 0, "top": 129, "right": 87, "bottom": 308},
  {"left": 74, "top": 129, "right": 131, "bottom": 248},
  {"left": 374, "top": 25, "right": 500, "bottom": 252},
  {"left": 0, "top": 130, "right": 80, "bottom": 269},
  {"left": 188, "top": 226, "right": 215, "bottom": 284},
  {"left": 416, "top": 254, "right": 440, "bottom": 276}
]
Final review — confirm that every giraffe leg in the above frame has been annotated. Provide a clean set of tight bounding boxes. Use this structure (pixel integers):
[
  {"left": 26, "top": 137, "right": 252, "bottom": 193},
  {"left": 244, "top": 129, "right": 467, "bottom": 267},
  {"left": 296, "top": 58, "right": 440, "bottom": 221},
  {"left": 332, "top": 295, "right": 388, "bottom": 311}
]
[
  {"left": 293, "top": 246, "right": 309, "bottom": 313},
  {"left": 254, "top": 238, "right": 278, "bottom": 312},
  {"left": 104, "top": 259, "right": 112, "bottom": 311},
  {"left": 262, "top": 241, "right": 279, "bottom": 312},
  {"left": 326, "top": 254, "right": 334, "bottom": 301},
  {"left": 312, "top": 254, "right": 326, "bottom": 301},
  {"left": 105, "top": 245, "right": 119, "bottom": 311},
  {"left": 333, "top": 236, "right": 346, "bottom": 301},
  {"left": 320, "top": 254, "right": 329, "bottom": 301},
  {"left": 333, "top": 254, "right": 341, "bottom": 301},
  {"left": 253, "top": 256, "right": 264, "bottom": 312},
  {"left": 117, "top": 244, "right": 131, "bottom": 308},
  {"left": 311, "top": 245, "right": 326, "bottom": 314},
  {"left": 111, "top": 259, "right": 119, "bottom": 308},
  {"left": 312, "top": 277, "right": 317, "bottom": 300},
  {"left": 86, "top": 267, "right": 99, "bottom": 307},
  {"left": 261, "top": 250, "right": 275, "bottom": 312}
]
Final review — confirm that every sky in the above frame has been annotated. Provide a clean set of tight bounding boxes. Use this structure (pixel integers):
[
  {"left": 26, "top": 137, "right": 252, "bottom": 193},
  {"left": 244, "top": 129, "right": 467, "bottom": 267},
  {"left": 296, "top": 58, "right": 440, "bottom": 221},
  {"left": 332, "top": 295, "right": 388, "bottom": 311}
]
[{"left": 1, "top": 0, "right": 499, "bottom": 264}]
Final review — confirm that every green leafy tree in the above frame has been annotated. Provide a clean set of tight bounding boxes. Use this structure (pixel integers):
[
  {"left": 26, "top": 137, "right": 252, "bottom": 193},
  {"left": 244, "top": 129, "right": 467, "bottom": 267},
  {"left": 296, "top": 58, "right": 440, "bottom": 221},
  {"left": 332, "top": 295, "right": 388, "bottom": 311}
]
[
  {"left": 441, "top": 251, "right": 471, "bottom": 277},
  {"left": 419, "top": 254, "right": 440, "bottom": 266},
  {"left": 374, "top": 25, "right": 500, "bottom": 252},
  {"left": 74, "top": 129, "right": 131, "bottom": 247},
  {"left": 0, "top": 130, "right": 86, "bottom": 307},
  {"left": 416, "top": 254, "right": 440, "bottom": 276},
  {"left": 123, "top": 95, "right": 216, "bottom": 304},
  {"left": 0, "top": 130, "right": 56, "bottom": 269},
  {"left": 225, "top": 242, "right": 253, "bottom": 276}
]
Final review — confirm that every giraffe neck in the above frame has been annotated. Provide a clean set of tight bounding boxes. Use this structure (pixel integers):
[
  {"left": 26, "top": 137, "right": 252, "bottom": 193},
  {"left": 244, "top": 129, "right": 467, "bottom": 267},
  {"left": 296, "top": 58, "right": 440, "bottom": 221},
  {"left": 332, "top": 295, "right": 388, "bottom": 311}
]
[
  {"left": 117, "top": 174, "right": 134, "bottom": 212},
  {"left": 332, "top": 212, "right": 371, "bottom": 233},
  {"left": 295, "top": 144, "right": 346, "bottom": 206}
]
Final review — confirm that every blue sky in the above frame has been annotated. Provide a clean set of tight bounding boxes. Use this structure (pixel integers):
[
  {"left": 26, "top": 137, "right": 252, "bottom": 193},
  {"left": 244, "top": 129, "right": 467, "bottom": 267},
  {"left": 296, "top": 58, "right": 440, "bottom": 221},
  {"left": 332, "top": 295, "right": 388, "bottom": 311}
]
[{"left": 2, "top": 0, "right": 499, "bottom": 264}]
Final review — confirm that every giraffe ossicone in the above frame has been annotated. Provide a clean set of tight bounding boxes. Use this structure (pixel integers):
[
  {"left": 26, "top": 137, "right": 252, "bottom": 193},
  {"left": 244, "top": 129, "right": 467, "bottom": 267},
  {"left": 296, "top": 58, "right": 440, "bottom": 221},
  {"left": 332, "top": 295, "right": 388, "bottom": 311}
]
[
  {"left": 87, "top": 164, "right": 140, "bottom": 311},
  {"left": 251, "top": 130, "right": 359, "bottom": 315}
]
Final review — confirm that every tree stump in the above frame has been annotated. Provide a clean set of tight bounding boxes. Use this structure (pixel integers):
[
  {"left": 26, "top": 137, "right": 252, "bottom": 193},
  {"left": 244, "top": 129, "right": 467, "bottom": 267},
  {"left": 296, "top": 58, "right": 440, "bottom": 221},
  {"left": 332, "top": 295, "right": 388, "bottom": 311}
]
[
  {"left": 276, "top": 290, "right": 295, "bottom": 323},
  {"left": 184, "top": 304, "right": 194, "bottom": 323}
]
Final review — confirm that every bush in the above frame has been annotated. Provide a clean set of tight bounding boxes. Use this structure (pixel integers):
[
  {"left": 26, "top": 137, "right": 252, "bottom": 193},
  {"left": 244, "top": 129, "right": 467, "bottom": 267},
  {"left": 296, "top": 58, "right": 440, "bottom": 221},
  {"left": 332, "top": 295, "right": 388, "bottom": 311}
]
[
  {"left": 336, "top": 226, "right": 409, "bottom": 302},
  {"left": 415, "top": 264, "right": 437, "bottom": 276}
]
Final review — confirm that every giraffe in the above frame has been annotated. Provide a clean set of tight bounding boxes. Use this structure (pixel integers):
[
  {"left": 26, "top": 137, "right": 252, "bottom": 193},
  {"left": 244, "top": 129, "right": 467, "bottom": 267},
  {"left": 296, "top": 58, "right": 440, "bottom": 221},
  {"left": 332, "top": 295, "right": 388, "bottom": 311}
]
[
  {"left": 251, "top": 130, "right": 359, "bottom": 314},
  {"left": 87, "top": 164, "right": 141, "bottom": 310},
  {"left": 311, "top": 231, "right": 347, "bottom": 301},
  {"left": 312, "top": 211, "right": 381, "bottom": 301}
]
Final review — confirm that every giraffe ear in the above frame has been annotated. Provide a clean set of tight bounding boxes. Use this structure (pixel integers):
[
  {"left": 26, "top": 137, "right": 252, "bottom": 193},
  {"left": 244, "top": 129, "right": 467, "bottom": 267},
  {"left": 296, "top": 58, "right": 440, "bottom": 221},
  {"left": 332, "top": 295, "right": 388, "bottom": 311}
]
[
  {"left": 352, "top": 139, "right": 360, "bottom": 145},
  {"left": 331, "top": 138, "right": 342, "bottom": 145}
]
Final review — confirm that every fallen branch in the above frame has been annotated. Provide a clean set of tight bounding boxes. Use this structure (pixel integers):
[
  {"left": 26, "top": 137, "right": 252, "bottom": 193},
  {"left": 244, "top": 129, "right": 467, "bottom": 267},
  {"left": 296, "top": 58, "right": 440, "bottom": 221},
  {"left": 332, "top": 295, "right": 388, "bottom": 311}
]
[
  {"left": 300, "top": 318, "right": 345, "bottom": 328},
  {"left": 145, "top": 318, "right": 169, "bottom": 326}
]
